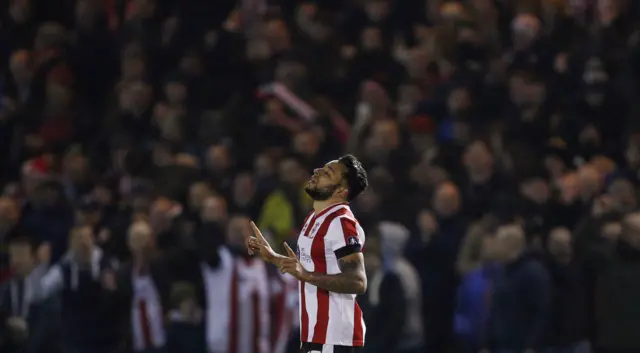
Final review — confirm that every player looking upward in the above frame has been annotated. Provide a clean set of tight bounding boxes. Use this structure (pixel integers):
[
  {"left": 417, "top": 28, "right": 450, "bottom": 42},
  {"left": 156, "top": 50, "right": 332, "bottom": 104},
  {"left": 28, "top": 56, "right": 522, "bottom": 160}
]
[{"left": 247, "top": 154, "right": 369, "bottom": 353}]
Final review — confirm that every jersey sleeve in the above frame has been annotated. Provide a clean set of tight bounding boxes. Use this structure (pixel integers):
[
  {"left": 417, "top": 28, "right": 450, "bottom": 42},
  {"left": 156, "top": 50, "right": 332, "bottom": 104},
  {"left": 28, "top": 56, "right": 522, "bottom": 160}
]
[{"left": 327, "top": 216, "right": 364, "bottom": 259}]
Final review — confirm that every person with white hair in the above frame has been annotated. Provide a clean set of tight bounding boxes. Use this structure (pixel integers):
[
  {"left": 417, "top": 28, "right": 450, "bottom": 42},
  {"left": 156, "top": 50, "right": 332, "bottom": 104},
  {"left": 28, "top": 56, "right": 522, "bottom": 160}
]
[{"left": 483, "top": 224, "right": 552, "bottom": 353}]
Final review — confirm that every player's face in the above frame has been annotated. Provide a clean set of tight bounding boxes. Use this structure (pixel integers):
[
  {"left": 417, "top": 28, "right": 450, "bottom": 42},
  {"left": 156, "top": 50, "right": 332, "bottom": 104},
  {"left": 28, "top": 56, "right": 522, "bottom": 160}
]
[{"left": 304, "top": 160, "right": 346, "bottom": 201}]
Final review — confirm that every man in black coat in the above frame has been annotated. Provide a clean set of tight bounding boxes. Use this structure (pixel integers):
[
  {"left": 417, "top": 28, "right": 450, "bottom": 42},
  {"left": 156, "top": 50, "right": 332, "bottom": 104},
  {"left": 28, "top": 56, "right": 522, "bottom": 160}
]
[
  {"left": 485, "top": 224, "right": 552, "bottom": 353},
  {"left": 0, "top": 236, "right": 58, "bottom": 353}
]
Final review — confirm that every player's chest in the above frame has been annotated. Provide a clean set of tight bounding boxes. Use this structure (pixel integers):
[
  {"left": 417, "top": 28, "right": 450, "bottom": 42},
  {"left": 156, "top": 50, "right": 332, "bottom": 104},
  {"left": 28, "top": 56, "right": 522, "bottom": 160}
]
[{"left": 296, "top": 234, "right": 317, "bottom": 267}]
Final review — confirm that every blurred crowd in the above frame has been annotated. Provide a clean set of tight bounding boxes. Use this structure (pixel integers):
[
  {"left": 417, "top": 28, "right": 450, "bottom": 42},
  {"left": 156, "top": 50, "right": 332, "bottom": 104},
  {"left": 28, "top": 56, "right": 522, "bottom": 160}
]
[{"left": 2, "top": 0, "right": 640, "bottom": 353}]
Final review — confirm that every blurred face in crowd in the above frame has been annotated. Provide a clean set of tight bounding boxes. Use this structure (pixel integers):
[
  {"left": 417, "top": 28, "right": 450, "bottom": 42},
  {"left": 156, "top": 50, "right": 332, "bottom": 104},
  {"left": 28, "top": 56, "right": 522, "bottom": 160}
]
[
  {"left": 246, "top": 39, "right": 272, "bottom": 62},
  {"left": 164, "top": 81, "right": 187, "bottom": 106},
  {"left": 121, "top": 57, "right": 146, "bottom": 81},
  {"left": 10, "top": 50, "right": 32, "bottom": 87},
  {"left": 511, "top": 13, "right": 540, "bottom": 49},
  {"left": 35, "top": 22, "right": 65, "bottom": 52},
  {"left": 447, "top": 87, "right": 471, "bottom": 116},
  {"left": 70, "top": 226, "right": 95, "bottom": 264},
  {"left": 200, "top": 196, "right": 227, "bottom": 224},
  {"left": 77, "top": 204, "right": 102, "bottom": 227},
  {"left": 361, "top": 27, "right": 383, "bottom": 51},
  {"left": 226, "top": 215, "right": 252, "bottom": 253},
  {"left": 493, "top": 224, "right": 526, "bottom": 262},
  {"left": 364, "top": 0, "right": 389, "bottom": 22},
  {"left": 265, "top": 19, "right": 290, "bottom": 50},
  {"left": 279, "top": 158, "right": 306, "bottom": 186},
  {"left": 293, "top": 131, "right": 320, "bottom": 159},
  {"left": 179, "top": 52, "right": 203, "bottom": 76},
  {"left": 305, "top": 160, "right": 348, "bottom": 201},
  {"left": 577, "top": 165, "right": 602, "bottom": 200},
  {"left": 9, "top": 241, "right": 35, "bottom": 277},
  {"left": 9, "top": 0, "right": 31, "bottom": 22},
  {"left": 463, "top": 141, "right": 493, "bottom": 175},
  {"left": 188, "top": 182, "right": 212, "bottom": 213},
  {"left": 621, "top": 213, "right": 640, "bottom": 249},
  {"left": 46, "top": 82, "right": 73, "bottom": 112},
  {"left": 438, "top": 1, "right": 465, "bottom": 25},
  {"left": 558, "top": 172, "right": 579, "bottom": 204},
  {"left": 120, "top": 81, "right": 152, "bottom": 113},
  {"left": 548, "top": 227, "right": 572, "bottom": 261},
  {"left": 0, "top": 197, "right": 20, "bottom": 236},
  {"left": 75, "top": 0, "right": 101, "bottom": 30},
  {"left": 91, "top": 185, "right": 113, "bottom": 206},
  {"left": 63, "top": 152, "right": 88, "bottom": 182},
  {"left": 509, "top": 73, "right": 545, "bottom": 108},
  {"left": 520, "top": 177, "right": 549, "bottom": 205},
  {"left": 480, "top": 235, "right": 498, "bottom": 262},
  {"left": 232, "top": 173, "right": 256, "bottom": 206},
  {"left": 149, "top": 197, "right": 176, "bottom": 232},
  {"left": 544, "top": 154, "right": 566, "bottom": 179},
  {"left": 130, "top": 0, "right": 155, "bottom": 20},
  {"left": 205, "top": 145, "right": 230, "bottom": 174},
  {"left": 608, "top": 179, "right": 637, "bottom": 212},
  {"left": 597, "top": 0, "right": 620, "bottom": 22},
  {"left": 128, "top": 221, "right": 154, "bottom": 257},
  {"left": 370, "top": 119, "right": 400, "bottom": 150},
  {"left": 254, "top": 153, "right": 275, "bottom": 179},
  {"left": 432, "top": 182, "right": 461, "bottom": 217}
]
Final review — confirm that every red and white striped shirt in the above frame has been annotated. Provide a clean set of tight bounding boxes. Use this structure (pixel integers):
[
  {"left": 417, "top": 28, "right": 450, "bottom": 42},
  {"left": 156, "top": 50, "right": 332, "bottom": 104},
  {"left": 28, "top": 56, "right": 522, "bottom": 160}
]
[
  {"left": 131, "top": 274, "right": 166, "bottom": 351},
  {"left": 296, "top": 202, "right": 366, "bottom": 347},
  {"left": 202, "top": 247, "right": 271, "bottom": 353},
  {"left": 269, "top": 272, "right": 299, "bottom": 353}
]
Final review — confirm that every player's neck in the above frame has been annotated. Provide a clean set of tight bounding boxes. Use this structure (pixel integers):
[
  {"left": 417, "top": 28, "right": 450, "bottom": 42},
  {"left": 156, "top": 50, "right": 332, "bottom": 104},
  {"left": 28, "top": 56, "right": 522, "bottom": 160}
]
[{"left": 313, "top": 198, "right": 347, "bottom": 214}]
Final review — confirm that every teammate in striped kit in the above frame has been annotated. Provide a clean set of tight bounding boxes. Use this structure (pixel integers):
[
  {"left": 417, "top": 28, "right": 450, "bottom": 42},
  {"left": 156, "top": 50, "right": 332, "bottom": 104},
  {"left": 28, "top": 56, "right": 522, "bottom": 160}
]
[{"left": 247, "top": 155, "right": 369, "bottom": 353}]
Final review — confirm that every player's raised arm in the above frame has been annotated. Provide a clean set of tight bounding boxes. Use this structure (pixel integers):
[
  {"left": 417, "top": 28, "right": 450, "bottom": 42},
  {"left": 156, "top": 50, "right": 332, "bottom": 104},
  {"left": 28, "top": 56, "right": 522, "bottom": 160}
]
[{"left": 246, "top": 221, "right": 292, "bottom": 267}]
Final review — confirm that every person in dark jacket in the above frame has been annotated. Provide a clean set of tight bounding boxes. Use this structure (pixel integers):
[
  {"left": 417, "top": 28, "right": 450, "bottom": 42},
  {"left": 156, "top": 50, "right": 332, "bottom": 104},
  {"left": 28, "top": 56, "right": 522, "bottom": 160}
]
[
  {"left": 544, "top": 227, "right": 589, "bottom": 353},
  {"left": 592, "top": 212, "right": 640, "bottom": 353},
  {"left": 0, "top": 236, "right": 58, "bottom": 353},
  {"left": 165, "top": 282, "right": 206, "bottom": 353},
  {"left": 485, "top": 224, "right": 552, "bottom": 353},
  {"left": 38, "top": 225, "right": 122, "bottom": 353}
]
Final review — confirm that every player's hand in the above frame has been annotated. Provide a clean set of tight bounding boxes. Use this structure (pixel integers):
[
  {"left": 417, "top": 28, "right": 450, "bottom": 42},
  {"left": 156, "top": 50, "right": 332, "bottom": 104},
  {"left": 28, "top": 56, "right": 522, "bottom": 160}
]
[
  {"left": 246, "top": 222, "right": 277, "bottom": 262},
  {"left": 280, "top": 242, "right": 309, "bottom": 281}
]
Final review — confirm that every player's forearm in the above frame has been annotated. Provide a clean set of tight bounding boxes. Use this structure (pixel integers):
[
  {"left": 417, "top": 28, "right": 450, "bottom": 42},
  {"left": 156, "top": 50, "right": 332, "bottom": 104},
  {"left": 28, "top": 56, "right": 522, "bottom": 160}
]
[{"left": 301, "top": 271, "right": 367, "bottom": 295}]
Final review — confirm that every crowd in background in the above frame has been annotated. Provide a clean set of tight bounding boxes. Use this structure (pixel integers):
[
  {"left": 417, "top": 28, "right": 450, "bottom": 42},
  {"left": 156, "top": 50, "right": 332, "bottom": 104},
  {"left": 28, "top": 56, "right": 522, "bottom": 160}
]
[{"left": 2, "top": 0, "right": 640, "bottom": 353}]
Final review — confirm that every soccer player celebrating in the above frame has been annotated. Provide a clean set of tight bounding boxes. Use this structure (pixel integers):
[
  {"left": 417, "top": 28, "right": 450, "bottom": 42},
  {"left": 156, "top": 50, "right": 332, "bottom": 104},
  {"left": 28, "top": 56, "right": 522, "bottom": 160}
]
[{"left": 247, "top": 154, "right": 369, "bottom": 353}]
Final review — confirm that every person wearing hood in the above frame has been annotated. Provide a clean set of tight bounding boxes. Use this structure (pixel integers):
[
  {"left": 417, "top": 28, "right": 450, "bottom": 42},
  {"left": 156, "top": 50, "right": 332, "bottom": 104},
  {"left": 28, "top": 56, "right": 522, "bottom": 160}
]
[
  {"left": 38, "top": 225, "right": 122, "bottom": 353},
  {"left": 592, "top": 212, "right": 640, "bottom": 353},
  {"left": 362, "top": 221, "right": 423, "bottom": 353},
  {"left": 483, "top": 224, "right": 552, "bottom": 353}
]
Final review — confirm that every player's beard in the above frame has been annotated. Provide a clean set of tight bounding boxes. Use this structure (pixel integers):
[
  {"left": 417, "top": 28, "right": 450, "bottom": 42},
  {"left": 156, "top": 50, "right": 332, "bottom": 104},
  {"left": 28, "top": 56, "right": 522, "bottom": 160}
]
[{"left": 304, "top": 183, "right": 339, "bottom": 201}]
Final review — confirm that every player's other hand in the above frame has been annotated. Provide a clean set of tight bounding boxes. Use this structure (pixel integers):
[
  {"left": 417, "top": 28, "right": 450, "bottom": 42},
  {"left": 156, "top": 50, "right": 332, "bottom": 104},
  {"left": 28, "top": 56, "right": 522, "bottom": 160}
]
[
  {"left": 280, "top": 242, "right": 309, "bottom": 281},
  {"left": 246, "top": 222, "right": 277, "bottom": 262}
]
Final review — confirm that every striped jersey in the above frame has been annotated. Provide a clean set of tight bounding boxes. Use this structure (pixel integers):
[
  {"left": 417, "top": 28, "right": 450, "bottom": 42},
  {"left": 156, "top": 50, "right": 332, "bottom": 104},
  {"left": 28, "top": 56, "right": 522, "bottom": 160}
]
[{"left": 296, "top": 202, "right": 366, "bottom": 347}]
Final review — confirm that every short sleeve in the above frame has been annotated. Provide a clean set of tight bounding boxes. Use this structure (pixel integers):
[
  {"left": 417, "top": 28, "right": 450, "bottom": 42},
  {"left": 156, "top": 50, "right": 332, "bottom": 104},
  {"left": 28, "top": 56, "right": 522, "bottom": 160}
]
[{"left": 327, "top": 216, "right": 364, "bottom": 259}]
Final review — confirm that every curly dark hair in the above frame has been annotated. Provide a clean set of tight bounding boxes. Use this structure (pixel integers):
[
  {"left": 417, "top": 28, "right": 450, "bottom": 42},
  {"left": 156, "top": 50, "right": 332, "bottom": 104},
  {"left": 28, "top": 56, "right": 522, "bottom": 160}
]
[{"left": 338, "top": 154, "right": 368, "bottom": 202}]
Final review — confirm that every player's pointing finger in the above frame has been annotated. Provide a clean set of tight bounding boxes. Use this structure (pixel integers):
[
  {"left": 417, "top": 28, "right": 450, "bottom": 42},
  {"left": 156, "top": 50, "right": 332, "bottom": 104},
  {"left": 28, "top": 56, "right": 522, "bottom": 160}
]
[
  {"left": 283, "top": 242, "right": 297, "bottom": 258},
  {"left": 250, "top": 221, "right": 267, "bottom": 242}
]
